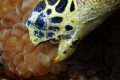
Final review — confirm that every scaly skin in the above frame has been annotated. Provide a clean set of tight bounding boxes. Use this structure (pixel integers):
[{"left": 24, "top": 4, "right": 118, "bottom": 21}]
[{"left": 26, "top": 0, "right": 120, "bottom": 61}]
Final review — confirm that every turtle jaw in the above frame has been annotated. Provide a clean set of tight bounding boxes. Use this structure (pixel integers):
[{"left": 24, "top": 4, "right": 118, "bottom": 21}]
[
  {"left": 55, "top": 34, "right": 80, "bottom": 62},
  {"left": 55, "top": 38, "right": 75, "bottom": 62}
]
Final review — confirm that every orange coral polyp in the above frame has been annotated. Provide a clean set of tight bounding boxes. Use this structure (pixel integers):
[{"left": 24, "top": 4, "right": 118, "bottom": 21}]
[
  {"left": 0, "top": 0, "right": 60, "bottom": 79},
  {"left": 0, "top": 0, "right": 119, "bottom": 80}
]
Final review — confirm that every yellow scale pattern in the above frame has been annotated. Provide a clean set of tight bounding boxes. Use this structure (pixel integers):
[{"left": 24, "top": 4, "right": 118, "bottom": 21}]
[
  {"left": 26, "top": 0, "right": 79, "bottom": 45},
  {"left": 27, "top": 0, "right": 120, "bottom": 62}
]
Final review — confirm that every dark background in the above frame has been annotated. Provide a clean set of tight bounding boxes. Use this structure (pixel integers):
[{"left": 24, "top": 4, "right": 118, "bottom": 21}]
[{"left": 70, "top": 8, "right": 120, "bottom": 80}]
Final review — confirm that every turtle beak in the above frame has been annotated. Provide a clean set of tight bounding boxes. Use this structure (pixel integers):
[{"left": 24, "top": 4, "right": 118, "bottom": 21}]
[{"left": 55, "top": 35, "right": 80, "bottom": 62}]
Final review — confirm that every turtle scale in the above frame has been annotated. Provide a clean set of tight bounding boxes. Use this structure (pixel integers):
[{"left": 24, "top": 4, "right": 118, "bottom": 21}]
[
  {"left": 26, "top": 0, "right": 79, "bottom": 45},
  {"left": 26, "top": 0, "right": 120, "bottom": 61}
]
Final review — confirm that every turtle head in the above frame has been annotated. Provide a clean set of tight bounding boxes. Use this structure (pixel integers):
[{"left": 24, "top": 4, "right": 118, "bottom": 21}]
[{"left": 26, "top": 0, "right": 120, "bottom": 62}]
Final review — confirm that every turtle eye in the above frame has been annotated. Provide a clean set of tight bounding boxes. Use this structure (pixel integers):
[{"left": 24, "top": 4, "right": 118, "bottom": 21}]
[
  {"left": 36, "top": 13, "right": 47, "bottom": 30},
  {"left": 36, "top": 18, "right": 44, "bottom": 27}
]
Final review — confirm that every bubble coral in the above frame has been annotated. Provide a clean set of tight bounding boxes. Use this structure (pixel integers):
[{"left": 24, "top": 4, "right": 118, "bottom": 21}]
[
  {"left": 0, "top": 0, "right": 60, "bottom": 79},
  {"left": 0, "top": 0, "right": 120, "bottom": 80}
]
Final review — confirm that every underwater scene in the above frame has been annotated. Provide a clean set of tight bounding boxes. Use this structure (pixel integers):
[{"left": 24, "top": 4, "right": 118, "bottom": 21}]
[{"left": 0, "top": 0, "right": 120, "bottom": 80}]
